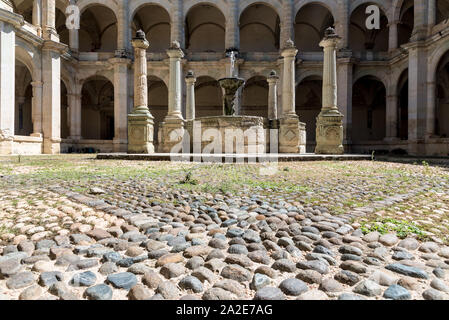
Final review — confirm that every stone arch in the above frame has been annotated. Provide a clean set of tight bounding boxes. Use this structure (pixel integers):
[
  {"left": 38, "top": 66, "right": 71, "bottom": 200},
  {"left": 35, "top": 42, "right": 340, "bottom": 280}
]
[
  {"left": 294, "top": 0, "right": 339, "bottom": 24},
  {"left": 295, "top": 69, "right": 323, "bottom": 86},
  {"left": 129, "top": 0, "right": 172, "bottom": 21},
  {"left": 185, "top": 3, "right": 226, "bottom": 52},
  {"left": 295, "top": 3, "right": 335, "bottom": 51},
  {"left": 349, "top": 2, "right": 389, "bottom": 52},
  {"left": 79, "top": 3, "right": 118, "bottom": 52},
  {"left": 195, "top": 76, "right": 222, "bottom": 117},
  {"left": 77, "top": 0, "right": 119, "bottom": 14},
  {"left": 56, "top": 7, "right": 69, "bottom": 45},
  {"left": 349, "top": 0, "right": 391, "bottom": 20},
  {"left": 81, "top": 75, "right": 114, "bottom": 140},
  {"left": 296, "top": 75, "right": 322, "bottom": 151},
  {"left": 11, "top": 0, "right": 33, "bottom": 24},
  {"left": 184, "top": 0, "right": 228, "bottom": 19},
  {"left": 131, "top": 4, "right": 171, "bottom": 52},
  {"left": 353, "top": 69, "right": 388, "bottom": 88},
  {"left": 148, "top": 75, "right": 169, "bottom": 143},
  {"left": 352, "top": 75, "right": 387, "bottom": 142},
  {"left": 239, "top": 0, "right": 282, "bottom": 18},
  {"left": 241, "top": 75, "right": 268, "bottom": 118},
  {"left": 239, "top": 3, "right": 280, "bottom": 52}
]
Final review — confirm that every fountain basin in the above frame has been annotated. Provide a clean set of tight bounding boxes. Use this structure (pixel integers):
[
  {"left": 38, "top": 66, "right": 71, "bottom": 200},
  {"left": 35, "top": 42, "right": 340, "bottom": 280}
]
[
  {"left": 186, "top": 115, "right": 267, "bottom": 154},
  {"left": 218, "top": 77, "right": 245, "bottom": 116}
]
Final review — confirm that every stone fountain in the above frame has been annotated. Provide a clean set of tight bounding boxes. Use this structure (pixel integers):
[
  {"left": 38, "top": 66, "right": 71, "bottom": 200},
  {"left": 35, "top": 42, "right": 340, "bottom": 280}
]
[
  {"left": 218, "top": 51, "right": 245, "bottom": 116},
  {"left": 186, "top": 50, "right": 266, "bottom": 154}
]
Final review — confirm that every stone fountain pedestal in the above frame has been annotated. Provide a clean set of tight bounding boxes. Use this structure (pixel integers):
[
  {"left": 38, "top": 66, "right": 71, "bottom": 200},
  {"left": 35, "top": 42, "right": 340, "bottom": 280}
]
[{"left": 186, "top": 116, "right": 267, "bottom": 154}]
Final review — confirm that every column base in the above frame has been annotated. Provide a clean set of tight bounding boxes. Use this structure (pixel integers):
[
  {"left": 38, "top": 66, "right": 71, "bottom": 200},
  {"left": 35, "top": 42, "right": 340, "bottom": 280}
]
[
  {"left": 43, "top": 138, "right": 61, "bottom": 154},
  {"left": 158, "top": 118, "right": 185, "bottom": 153},
  {"left": 315, "top": 108, "right": 344, "bottom": 155},
  {"left": 0, "top": 140, "right": 13, "bottom": 155},
  {"left": 278, "top": 116, "right": 306, "bottom": 154},
  {"left": 127, "top": 110, "right": 155, "bottom": 154}
]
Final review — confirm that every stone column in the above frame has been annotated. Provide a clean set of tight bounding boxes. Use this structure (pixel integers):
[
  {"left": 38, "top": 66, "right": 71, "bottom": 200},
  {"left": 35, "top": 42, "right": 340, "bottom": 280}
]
[
  {"left": 267, "top": 70, "right": 279, "bottom": 120},
  {"left": 428, "top": 0, "right": 436, "bottom": 33},
  {"left": 426, "top": 81, "right": 436, "bottom": 138},
  {"left": 171, "top": 0, "right": 184, "bottom": 49},
  {"left": 280, "top": 0, "right": 294, "bottom": 50},
  {"left": 385, "top": 88, "right": 398, "bottom": 140},
  {"left": 33, "top": 0, "right": 42, "bottom": 36},
  {"left": 127, "top": 30, "right": 154, "bottom": 154},
  {"left": 67, "top": 92, "right": 81, "bottom": 140},
  {"left": 185, "top": 71, "right": 196, "bottom": 121},
  {"left": 389, "top": 21, "right": 398, "bottom": 51},
  {"left": 116, "top": 0, "right": 130, "bottom": 56},
  {"left": 31, "top": 81, "right": 43, "bottom": 137},
  {"left": 109, "top": 57, "right": 131, "bottom": 152},
  {"left": 159, "top": 41, "right": 185, "bottom": 153},
  {"left": 225, "top": 0, "right": 239, "bottom": 50},
  {"left": 337, "top": 58, "right": 353, "bottom": 147},
  {"left": 278, "top": 40, "right": 306, "bottom": 153},
  {"left": 0, "top": 15, "right": 16, "bottom": 154},
  {"left": 42, "top": 40, "right": 65, "bottom": 154},
  {"left": 281, "top": 40, "right": 297, "bottom": 117},
  {"left": 335, "top": 0, "right": 349, "bottom": 49},
  {"left": 406, "top": 41, "right": 428, "bottom": 154},
  {"left": 411, "top": 0, "right": 428, "bottom": 41},
  {"left": 315, "top": 28, "right": 344, "bottom": 155},
  {"left": 42, "top": 0, "right": 58, "bottom": 41}
]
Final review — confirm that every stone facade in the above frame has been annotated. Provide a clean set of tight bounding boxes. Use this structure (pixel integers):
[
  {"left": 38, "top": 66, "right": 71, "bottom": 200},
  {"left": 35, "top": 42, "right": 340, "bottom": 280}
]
[{"left": 0, "top": 0, "right": 448, "bottom": 156}]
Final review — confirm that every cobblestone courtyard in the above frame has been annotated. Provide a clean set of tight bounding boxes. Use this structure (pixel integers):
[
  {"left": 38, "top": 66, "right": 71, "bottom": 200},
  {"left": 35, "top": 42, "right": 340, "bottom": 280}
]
[{"left": 0, "top": 155, "right": 449, "bottom": 300}]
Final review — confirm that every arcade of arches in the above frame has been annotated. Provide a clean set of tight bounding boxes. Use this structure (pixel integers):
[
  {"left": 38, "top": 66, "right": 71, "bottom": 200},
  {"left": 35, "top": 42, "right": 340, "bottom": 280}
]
[{"left": 1, "top": 0, "right": 449, "bottom": 156}]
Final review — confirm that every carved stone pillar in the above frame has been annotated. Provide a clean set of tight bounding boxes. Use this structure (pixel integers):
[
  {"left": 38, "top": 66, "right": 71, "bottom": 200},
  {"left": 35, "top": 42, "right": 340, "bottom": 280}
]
[
  {"left": 279, "top": 40, "right": 306, "bottom": 154},
  {"left": 127, "top": 30, "right": 154, "bottom": 154},
  {"left": 315, "top": 28, "right": 344, "bottom": 155},
  {"left": 31, "top": 81, "right": 43, "bottom": 137},
  {"left": 267, "top": 70, "right": 279, "bottom": 120},
  {"left": 185, "top": 71, "right": 196, "bottom": 121},
  {"left": 159, "top": 41, "right": 185, "bottom": 153}
]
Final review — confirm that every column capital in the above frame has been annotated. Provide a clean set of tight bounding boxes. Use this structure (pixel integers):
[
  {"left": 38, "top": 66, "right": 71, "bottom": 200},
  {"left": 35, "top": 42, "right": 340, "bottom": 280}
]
[
  {"left": 185, "top": 70, "right": 196, "bottom": 85},
  {"left": 31, "top": 81, "right": 44, "bottom": 88},
  {"left": 132, "top": 30, "right": 149, "bottom": 50},
  {"left": 167, "top": 40, "right": 185, "bottom": 59},
  {"left": 267, "top": 70, "right": 279, "bottom": 83},
  {"left": 281, "top": 40, "right": 298, "bottom": 58}
]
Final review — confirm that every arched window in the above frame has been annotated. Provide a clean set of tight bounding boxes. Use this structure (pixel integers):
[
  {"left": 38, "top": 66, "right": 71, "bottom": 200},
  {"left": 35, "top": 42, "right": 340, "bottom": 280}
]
[
  {"left": 295, "top": 4, "right": 334, "bottom": 51},
  {"left": 132, "top": 5, "right": 171, "bottom": 52},
  {"left": 79, "top": 5, "right": 118, "bottom": 52}
]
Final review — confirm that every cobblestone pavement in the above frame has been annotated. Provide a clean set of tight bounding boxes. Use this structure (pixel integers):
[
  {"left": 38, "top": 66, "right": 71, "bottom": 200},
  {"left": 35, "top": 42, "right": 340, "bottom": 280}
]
[{"left": 0, "top": 155, "right": 449, "bottom": 300}]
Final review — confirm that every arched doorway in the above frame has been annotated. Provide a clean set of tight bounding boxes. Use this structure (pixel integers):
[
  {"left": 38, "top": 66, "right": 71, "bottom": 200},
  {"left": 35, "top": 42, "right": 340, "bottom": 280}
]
[
  {"left": 12, "top": 0, "right": 32, "bottom": 24},
  {"left": 294, "top": 4, "right": 334, "bottom": 51},
  {"left": 397, "top": 70, "right": 408, "bottom": 140},
  {"left": 240, "top": 4, "right": 280, "bottom": 52},
  {"left": 296, "top": 76, "right": 322, "bottom": 151},
  {"left": 352, "top": 76, "right": 387, "bottom": 142},
  {"left": 195, "top": 76, "right": 222, "bottom": 117},
  {"left": 241, "top": 76, "right": 268, "bottom": 118},
  {"left": 436, "top": 51, "right": 449, "bottom": 137},
  {"left": 185, "top": 4, "right": 225, "bottom": 52},
  {"left": 81, "top": 76, "right": 114, "bottom": 140},
  {"left": 147, "top": 76, "right": 168, "bottom": 143},
  {"left": 398, "top": 0, "right": 414, "bottom": 47},
  {"left": 132, "top": 5, "right": 171, "bottom": 52},
  {"left": 79, "top": 5, "right": 118, "bottom": 52},
  {"left": 349, "top": 3, "right": 389, "bottom": 52},
  {"left": 14, "top": 60, "right": 33, "bottom": 136}
]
